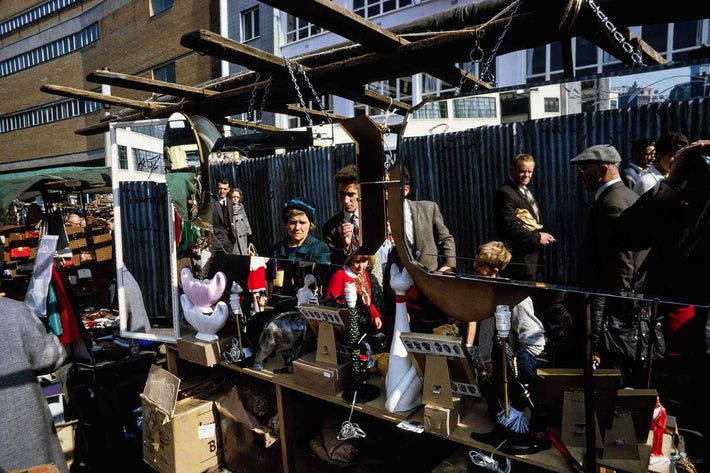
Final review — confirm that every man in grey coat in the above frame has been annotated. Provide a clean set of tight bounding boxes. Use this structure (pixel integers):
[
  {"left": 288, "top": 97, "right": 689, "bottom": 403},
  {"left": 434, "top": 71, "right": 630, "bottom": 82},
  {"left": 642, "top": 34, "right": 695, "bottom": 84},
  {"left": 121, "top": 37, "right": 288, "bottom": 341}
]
[{"left": 0, "top": 296, "right": 68, "bottom": 473}]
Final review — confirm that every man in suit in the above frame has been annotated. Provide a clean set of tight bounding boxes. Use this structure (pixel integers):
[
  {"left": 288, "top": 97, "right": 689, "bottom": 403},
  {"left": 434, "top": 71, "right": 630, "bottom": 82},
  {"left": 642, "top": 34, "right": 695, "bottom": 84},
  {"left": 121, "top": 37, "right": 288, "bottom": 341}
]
[
  {"left": 572, "top": 144, "right": 645, "bottom": 385},
  {"left": 402, "top": 167, "right": 457, "bottom": 273},
  {"left": 493, "top": 154, "right": 555, "bottom": 281},
  {"left": 211, "top": 178, "right": 235, "bottom": 253},
  {"left": 323, "top": 164, "right": 360, "bottom": 265}
]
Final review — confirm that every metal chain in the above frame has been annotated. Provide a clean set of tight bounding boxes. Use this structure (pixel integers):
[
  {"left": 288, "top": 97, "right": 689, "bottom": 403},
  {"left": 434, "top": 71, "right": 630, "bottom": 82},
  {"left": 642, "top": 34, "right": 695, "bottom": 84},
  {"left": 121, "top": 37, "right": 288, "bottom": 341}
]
[
  {"left": 455, "top": 29, "right": 485, "bottom": 96},
  {"left": 479, "top": 0, "right": 523, "bottom": 86},
  {"left": 257, "top": 76, "right": 273, "bottom": 125},
  {"left": 245, "top": 72, "right": 262, "bottom": 131},
  {"left": 586, "top": 0, "right": 644, "bottom": 66},
  {"left": 296, "top": 61, "right": 333, "bottom": 126},
  {"left": 284, "top": 57, "right": 313, "bottom": 127}
]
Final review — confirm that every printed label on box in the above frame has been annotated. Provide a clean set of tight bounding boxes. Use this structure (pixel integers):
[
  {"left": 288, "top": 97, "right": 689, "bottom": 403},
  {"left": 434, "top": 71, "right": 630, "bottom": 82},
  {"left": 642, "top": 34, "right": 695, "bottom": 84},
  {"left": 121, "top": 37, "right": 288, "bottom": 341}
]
[
  {"left": 323, "top": 372, "right": 331, "bottom": 378},
  {"left": 198, "top": 422, "right": 216, "bottom": 439}
]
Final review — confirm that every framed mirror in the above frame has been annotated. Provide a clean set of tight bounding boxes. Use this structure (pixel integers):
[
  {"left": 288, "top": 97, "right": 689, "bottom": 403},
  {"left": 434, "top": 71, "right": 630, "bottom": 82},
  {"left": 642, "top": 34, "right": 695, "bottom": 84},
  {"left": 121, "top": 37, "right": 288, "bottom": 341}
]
[
  {"left": 397, "top": 58, "right": 710, "bottom": 309},
  {"left": 110, "top": 118, "right": 180, "bottom": 343}
]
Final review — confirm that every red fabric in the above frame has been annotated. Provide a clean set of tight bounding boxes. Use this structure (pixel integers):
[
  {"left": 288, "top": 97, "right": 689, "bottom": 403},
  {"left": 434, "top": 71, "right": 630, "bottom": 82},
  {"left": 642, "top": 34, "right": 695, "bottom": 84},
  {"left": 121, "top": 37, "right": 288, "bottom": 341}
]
[
  {"left": 395, "top": 295, "right": 408, "bottom": 303},
  {"left": 650, "top": 404, "right": 667, "bottom": 457},
  {"left": 667, "top": 305, "right": 695, "bottom": 357},
  {"left": 51, "top": 268, "right": 81, "bottom": 344},
  {"left": 326, "top": 269, "right": 381, "bottom": 323},
  {"left": 247, "top": 265, "right": 266, "bottom": 292}
]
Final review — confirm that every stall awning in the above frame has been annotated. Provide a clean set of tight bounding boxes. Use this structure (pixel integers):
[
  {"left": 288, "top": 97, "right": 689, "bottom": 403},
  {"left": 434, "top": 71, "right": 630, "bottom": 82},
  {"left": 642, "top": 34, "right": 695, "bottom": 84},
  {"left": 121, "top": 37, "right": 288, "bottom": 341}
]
[{"left": 0, "top": 166, "right": 112, "bottom": 232}]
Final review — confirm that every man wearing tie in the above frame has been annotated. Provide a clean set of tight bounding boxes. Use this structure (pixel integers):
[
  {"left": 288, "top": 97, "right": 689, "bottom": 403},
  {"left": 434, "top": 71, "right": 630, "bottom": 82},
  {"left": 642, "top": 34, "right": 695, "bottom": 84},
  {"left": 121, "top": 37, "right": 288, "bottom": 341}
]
[
  {"left": 211, "top": 178, "right": 236, "bottom": 253},
  {"left": 323, "top": 165, "right": 361, "bottom": 265},
  {"left": 493, "top": 154, "right": 555, "bottom": 281}
]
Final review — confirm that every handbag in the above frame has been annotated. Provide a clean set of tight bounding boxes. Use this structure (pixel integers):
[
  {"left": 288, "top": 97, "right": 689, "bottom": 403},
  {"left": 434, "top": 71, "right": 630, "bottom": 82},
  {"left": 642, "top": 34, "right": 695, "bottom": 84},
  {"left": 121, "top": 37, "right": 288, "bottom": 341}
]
[
  {"left": 10, "top": 246, "right": 30, "bottom": 258},
  {"left": 599, "top": 297, "right": 665, "bottom": 362}
]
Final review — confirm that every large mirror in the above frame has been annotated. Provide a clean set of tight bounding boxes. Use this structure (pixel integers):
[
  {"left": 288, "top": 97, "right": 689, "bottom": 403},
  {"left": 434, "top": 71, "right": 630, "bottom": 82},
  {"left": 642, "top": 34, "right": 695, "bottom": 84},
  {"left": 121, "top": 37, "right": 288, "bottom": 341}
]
[{"left": 398, "top": 58, "right": 710, "bottom": 309}]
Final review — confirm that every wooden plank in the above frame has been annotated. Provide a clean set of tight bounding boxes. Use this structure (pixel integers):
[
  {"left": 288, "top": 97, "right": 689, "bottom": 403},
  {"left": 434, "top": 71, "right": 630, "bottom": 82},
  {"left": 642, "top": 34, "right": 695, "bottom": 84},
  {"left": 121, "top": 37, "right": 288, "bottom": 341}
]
[
  {"left": 40, "top": 84, "right": 172, "bottom": 112},
  {"left": 86, "top": 70, "right": 218, "bottom": 99},
  {"left": 258, "top": 0, "right": 404, "bottom": 51},
  {"left": 264, "top": 104, "right": 349, "bottom": 123}
]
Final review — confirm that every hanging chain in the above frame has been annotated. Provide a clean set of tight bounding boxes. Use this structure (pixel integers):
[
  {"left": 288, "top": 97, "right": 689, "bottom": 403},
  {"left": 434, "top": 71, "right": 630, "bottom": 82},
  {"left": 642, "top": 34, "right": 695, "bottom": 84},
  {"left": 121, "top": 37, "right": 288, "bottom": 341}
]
[
  {"left": 455, "top": 0, "right": 522, "bottom": 95},
  {"left": 455, "top": 29, "right": 485, "bottom": 95},
  {"left": 245, "top": 72, "right": 262, "bottom": 132},
  {"left": 479, "top": 0, "right": 523, "bottom": 86},
  {"left": 285, "top": 57, "right": 314, "bottom": 127},
  {"left": 296, "top": 61, "right": 333, "bottom": 126},
  {"left": 586, "top": 0, "right": 644, "bottom": 66},
  {"left": 257, "top": 76, "right": 273, "bottom": 125}
]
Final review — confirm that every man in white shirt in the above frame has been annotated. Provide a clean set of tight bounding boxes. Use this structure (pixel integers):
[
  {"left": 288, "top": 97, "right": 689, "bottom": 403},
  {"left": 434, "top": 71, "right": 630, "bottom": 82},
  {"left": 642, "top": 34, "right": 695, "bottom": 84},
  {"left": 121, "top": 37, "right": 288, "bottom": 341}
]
[
  {"left": 323, "top": 164, "right": 361, "bottom": 265},
  {"left": 621, "top": 138, "right": 655, "bottom": 189},
  {"left": 634, "top": 132, "right": 688, "bottom": 196}
]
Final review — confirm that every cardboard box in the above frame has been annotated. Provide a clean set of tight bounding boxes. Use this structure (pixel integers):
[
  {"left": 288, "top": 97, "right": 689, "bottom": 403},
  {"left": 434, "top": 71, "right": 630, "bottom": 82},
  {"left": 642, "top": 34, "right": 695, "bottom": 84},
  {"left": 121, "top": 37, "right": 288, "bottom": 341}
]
[
  {"left": 292, "top": 352, "right": 352, "bottom": 396},
  {"left": 141, "top": 365, "right": 222, "bottom": 473},
  {"left": 424, "top": 397, "right": 462, "bottom": 437},
  {"left": 7, "top": 465, "right": 61, "bottom": 473},
  {"left": 56, "top": 420, "right": 77, "bottom": 468},
  {"left": 177, "top": 333, "right": 232, "bottom": 367}
]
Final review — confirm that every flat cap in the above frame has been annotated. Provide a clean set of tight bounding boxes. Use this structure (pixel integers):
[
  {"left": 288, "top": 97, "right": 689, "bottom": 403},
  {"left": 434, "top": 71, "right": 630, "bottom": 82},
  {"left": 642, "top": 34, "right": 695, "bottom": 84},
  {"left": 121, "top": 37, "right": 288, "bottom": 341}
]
[{"left": 570, "top": 144, "right": 621, "bottom": 165}]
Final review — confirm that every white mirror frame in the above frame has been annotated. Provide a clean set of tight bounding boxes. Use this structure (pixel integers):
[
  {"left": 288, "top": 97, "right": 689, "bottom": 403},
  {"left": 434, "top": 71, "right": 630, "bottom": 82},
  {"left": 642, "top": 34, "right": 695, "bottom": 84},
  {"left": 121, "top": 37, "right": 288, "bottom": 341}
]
[{"left": 109, "top": 119, "right": 180, "bottom": 343}]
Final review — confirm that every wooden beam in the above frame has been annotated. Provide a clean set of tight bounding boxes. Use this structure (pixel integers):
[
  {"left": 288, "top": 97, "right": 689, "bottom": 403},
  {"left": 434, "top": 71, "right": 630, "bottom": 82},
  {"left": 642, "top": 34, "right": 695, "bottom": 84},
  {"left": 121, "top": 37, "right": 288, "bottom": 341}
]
[
  {"left": 256, "top": 1, "right": 490, "bottom": 89},
  {"left": 40, "top": 84, "right": 173, "bottom": 112},
  {"left": 182, "top": 30, "right": 412, "bottom": 115},
  {"left": 182, "top": 30, "right": 287, "bottom": 77},
  {"left": 86, "top": 70, "right": 218, "bottom": 99},
  {"left": 257, "top": 0, "right": 405, "bottom": 51},
  {"left": 264, "top": 104, "right": 349, "bottom": 123},
  {"left": 222, "top": 118, "right": 283, "bottom": 132}
]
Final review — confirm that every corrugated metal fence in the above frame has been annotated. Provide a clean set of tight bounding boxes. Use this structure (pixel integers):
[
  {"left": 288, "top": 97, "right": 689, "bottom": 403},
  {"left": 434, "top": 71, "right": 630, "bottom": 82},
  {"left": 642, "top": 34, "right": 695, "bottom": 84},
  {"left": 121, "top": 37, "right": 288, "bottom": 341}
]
[
  {"left": 122, "top": 97, "right": 709, "bottom": 309},
  {"left": 119, "top": 181, "right": 172, "bottom": 319}
]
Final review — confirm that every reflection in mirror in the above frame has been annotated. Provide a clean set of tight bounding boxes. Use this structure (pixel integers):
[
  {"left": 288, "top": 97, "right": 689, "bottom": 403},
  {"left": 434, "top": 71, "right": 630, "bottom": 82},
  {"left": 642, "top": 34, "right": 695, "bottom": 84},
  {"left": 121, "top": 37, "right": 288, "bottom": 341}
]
[
  {"left": 162, "top": 112, "right": 213, "bottom": 230},
  {"left": 111, "top": 119, "right": 179, "bottom": 343},
  {"left": 399, "top": 60, "right": 710, "bottom": 308}
]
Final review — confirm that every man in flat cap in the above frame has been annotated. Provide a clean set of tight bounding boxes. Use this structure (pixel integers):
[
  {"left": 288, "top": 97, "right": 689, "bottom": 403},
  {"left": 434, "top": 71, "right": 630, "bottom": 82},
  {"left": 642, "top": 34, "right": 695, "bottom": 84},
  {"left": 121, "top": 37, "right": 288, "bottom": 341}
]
[{"left": 572, "top": 144, "right": 646, "bottom": 384}]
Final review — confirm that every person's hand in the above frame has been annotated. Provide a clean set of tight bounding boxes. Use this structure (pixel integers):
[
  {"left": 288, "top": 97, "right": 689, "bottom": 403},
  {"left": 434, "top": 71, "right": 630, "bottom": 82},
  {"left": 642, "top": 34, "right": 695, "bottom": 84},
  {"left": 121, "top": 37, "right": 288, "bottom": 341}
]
[
  {"left": 437, "top": 265, "right": 454, "bottom": 273},
  {"left": 339, "top": 222, "right": 354, "bottom": 247},
  {"left": 667, "top": 140, "right": 710, "bottom": 188},
  {"left": 540, "top": 232, "right": 556, "bottom": 245},
  {"left": 375, "top": 317, "right": 383, "bottom": 330}
]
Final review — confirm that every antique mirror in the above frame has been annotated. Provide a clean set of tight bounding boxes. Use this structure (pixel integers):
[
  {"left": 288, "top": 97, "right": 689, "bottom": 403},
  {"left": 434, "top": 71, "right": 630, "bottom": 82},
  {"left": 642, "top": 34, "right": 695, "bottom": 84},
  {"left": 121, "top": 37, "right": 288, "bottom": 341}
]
[{"left": 397, "top": 55, "right": 710, "bottom": 311}]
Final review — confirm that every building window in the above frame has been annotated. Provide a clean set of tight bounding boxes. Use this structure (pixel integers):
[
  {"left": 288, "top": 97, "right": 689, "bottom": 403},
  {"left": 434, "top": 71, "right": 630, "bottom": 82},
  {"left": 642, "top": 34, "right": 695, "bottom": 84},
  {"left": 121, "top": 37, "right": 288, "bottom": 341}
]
[
  {"left": 286, "top": 15, "right": 321, "bottom": 43},
  {"left": 153, "top": 63, "right": 175, "bottom": 83},
  {"left": 0, "top": 23, "right": 99, "bottom": 78},
  {"left": 353, "top": 0, "right": 413, "bottom": 19},
  {"left": 412, "top": 101, "right": 448, "bottom": 119},
  {"left": 0, "top": 97, "right": 101, "bottom": 134},
  {"left": 452, "top": 96, "right": 496, "bottom": 119},
  {"left": 150, "top": 0, "right": 173, "bottom": 16},
  {"left": 118, "top": 145, "right": 128, "bottom": 170},
  {"left": 241, "top": 8, "right": 260, "bottom": 42},
  {"left": 0, "top": 0, "right": 82, "bottom": 36},
  {"left": 133, "top": 148, "right": 165, "bottom": 174},
  {"left": 354, "top": 77, "right": 412, "bottom": 116},
  {"left": 544, "top": 97, "right": 560, "bottom": 112}
]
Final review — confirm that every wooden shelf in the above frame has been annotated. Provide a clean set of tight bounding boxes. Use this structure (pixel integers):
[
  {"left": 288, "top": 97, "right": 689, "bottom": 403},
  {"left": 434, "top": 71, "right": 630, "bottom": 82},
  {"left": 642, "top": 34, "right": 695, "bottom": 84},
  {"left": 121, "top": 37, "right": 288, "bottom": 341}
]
[{"left": 219, "top": 356, "right": 590, "bottom": 473}]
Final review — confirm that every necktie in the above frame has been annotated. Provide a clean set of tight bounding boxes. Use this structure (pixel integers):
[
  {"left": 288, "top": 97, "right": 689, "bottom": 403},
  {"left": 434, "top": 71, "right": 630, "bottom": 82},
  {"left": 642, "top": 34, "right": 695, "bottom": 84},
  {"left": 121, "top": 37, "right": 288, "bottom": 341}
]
[
  {"left": 221, "top": 201, "right": 230, "bottom": 225},
  {"left": 350, "top": 214, "right": 360, "bottom": 247},
  {"left": 522, "top": 187, "right": 539, "bottom": 222}
]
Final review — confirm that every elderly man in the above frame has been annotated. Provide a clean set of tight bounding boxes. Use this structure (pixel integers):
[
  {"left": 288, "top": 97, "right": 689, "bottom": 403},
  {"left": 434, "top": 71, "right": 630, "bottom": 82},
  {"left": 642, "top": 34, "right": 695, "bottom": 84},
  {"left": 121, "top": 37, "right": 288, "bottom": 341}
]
[
  {"left": 493, "top": 154, "right": 555, "bottom": 281},
  {"left": 572, "top": 144, "right": 646, "bottom": 385}
]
